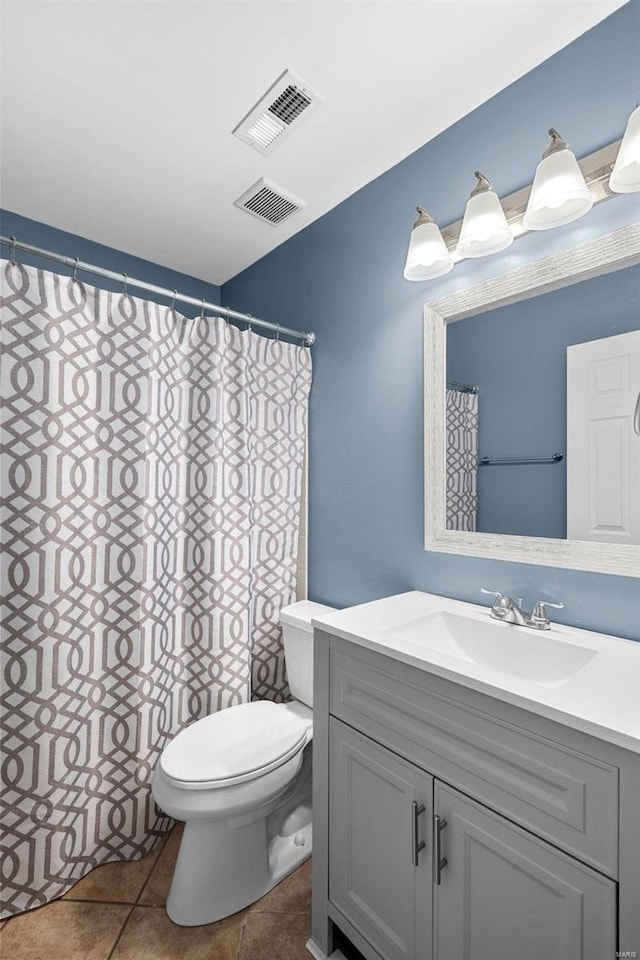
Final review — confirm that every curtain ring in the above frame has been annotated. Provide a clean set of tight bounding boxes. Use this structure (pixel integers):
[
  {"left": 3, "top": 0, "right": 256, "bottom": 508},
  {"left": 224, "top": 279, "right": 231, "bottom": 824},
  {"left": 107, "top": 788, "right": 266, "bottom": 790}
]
[
  {"left": 122, "top": 272, "right": 128, "bottom": 297},
  {"left": 170, "top": 289, "right": 177, "bottom": 311},
  {"left": 246, "top": 312, "right": 252, "bottom": 333},
  {"left": 9, "top": 236, "right": 17, "bottom": 265},
  {"left": 72, "top": 257, "right": 79, "bottom": 283},
  {"left": 200, "top": 298, "right": 206, "bottom": 319},
  {"left": 275, "top": 323, "right": 281, "bottom": 342}
]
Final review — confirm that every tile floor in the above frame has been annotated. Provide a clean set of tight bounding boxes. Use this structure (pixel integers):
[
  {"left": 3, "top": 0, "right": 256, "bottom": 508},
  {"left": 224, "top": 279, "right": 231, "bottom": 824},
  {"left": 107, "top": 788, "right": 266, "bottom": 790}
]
[{"left": 0, "top": 825, "right": 313, "bottom": 960}]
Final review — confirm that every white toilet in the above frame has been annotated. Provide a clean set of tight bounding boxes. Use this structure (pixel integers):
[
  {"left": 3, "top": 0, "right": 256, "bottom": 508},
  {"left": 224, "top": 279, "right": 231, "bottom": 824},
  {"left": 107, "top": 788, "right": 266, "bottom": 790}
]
[{"left": 151, "top": 600, "right": 335, "bottom": 926}]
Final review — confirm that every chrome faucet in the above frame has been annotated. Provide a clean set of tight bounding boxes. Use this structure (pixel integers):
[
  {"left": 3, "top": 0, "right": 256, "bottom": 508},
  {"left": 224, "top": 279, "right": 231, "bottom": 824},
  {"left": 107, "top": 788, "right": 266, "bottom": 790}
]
[{"left": 480, "top": 588, "right": 564, "bottom": 631}]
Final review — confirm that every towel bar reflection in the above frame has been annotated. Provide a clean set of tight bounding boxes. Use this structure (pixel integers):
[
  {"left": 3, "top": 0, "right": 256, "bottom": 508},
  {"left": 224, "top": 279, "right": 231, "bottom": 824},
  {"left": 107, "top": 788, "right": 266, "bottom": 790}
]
[{"left": 479, "top": 453, "right": 564, "bottom": 466}]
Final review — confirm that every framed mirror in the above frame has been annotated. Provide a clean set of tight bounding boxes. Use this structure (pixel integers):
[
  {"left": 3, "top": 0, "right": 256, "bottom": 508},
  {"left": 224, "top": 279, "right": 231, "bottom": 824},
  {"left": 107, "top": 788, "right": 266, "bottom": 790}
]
[{"left": 424, "top": 223, "right": 640, "bottom": 577}]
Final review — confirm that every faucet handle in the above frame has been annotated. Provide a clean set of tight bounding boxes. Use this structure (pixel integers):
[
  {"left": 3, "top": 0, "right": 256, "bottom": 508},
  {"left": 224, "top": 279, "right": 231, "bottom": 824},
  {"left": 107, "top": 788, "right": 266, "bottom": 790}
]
[
  {"left": 481, "top": 588, "right": 523, "bottom": 607},
  {"left": 530, "top": 600, "right": 564, "bottom": 629},
  {"left": 480, "top": 588, "right": 513, "bottom": 619}
]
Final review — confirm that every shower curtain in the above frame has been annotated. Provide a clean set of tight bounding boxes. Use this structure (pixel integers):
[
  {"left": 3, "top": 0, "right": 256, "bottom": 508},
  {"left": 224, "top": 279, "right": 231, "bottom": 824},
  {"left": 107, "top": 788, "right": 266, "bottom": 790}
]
[
  {"left": 0, "top": 260, "right": 311, "bottom": 917},
  {"left": 445, "top": 388, "right": 478, "bottom": 531}
]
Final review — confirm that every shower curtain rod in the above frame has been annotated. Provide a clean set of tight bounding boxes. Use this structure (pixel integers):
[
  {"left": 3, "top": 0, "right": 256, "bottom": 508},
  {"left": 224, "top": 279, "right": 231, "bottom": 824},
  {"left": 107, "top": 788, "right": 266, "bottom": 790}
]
[
  {"left": 0, "top": 236, "right": 316, "bottom": 346},
  {"left": 447, "top": 378, "right": 478, "bottom": 395}
]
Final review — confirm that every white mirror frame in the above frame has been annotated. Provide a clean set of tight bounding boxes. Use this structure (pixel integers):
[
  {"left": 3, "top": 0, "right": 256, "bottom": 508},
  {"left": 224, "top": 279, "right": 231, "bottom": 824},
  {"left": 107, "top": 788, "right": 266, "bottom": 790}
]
[{"left": 424, "top": 222, "right": 640, "bottom": 577}]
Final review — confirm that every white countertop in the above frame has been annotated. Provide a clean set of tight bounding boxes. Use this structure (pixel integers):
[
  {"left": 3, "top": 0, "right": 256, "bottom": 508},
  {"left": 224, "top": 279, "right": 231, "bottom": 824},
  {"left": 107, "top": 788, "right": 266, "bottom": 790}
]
[{"left": 313, "top": 590, "right": 640, "bottom": 753}]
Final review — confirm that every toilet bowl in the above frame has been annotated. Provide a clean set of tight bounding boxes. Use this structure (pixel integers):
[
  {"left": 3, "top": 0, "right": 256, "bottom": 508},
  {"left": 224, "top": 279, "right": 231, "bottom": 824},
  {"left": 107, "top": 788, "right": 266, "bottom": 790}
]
[{"left": 151, "top": 600, "right": 335, "bottom": 926}]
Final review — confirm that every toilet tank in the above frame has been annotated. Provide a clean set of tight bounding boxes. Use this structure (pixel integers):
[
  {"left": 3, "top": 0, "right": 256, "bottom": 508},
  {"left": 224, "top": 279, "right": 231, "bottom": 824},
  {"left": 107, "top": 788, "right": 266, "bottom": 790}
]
[{"left": 280, "top": 600, "right": 336, "bottom": 707}]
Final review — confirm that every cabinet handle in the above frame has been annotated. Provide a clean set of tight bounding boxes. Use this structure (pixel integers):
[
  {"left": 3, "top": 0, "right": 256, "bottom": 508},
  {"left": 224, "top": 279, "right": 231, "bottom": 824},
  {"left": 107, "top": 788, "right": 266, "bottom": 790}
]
[
  {"left": 433, "top": 814, "right": 448, "bottom": 884},
  {"left": 411, "top": 801, "right": 426, "bottom": 866}
]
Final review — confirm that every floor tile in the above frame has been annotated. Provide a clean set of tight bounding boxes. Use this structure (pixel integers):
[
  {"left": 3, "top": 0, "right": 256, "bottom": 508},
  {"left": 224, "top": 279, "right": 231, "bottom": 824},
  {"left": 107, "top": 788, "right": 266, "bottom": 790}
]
[
  {"left": 249, "top": 859, "right": 311, "bottom": 914},
  {"left": 0, "top": 900, "right": 130, "bottom": 960},
  {"left": 109, "top": 906, "right": 244, "bottom": 960},
  {"left": 63, "top": 844, "right": 163, "bottom": 904},
  {"left": 136, "top": 823, "right": 183, "bottom": 907},
  {"left": 237, "top": 912, "right": 311, "bottom": 960}
]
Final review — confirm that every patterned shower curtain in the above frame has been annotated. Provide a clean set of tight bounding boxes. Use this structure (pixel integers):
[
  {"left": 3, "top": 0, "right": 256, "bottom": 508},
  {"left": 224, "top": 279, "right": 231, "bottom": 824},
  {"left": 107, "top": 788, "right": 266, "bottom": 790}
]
[
  {"left": 0, "top": 260, "right": 311, "bottom": 917},
  {"left": 445, "top": 388, "right": 478, "bottom": 531}
]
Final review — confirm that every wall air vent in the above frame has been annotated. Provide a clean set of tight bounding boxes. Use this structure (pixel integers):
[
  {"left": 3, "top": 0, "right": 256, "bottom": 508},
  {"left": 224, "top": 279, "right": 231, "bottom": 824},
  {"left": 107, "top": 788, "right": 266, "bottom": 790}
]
[
  {"left": 232, "top": 69, "right": 323, "bottom": 156},
  {"left": 234, "top": 178, "right": 305, "bottom": 226}
]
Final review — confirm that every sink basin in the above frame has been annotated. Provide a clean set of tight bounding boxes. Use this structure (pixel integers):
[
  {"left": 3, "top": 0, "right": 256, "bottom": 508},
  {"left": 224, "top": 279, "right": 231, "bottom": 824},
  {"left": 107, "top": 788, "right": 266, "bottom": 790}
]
[{"left": 386, "top": 611, "right": 598, "bottom": 687}]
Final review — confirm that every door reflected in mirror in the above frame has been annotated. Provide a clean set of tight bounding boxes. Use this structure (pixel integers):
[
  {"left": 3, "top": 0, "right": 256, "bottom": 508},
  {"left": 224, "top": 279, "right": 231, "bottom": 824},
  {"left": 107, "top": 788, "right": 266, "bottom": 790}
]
[{"left": 445, "top": 262, "right": 640, "bottom": 544}]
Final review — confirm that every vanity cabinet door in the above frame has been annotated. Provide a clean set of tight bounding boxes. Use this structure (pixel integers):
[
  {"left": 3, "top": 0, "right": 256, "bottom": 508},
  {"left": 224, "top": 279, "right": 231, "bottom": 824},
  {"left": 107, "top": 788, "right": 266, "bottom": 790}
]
[
  {"left": 433, "top": 782, "right": 616, "bottom": 960},
  {"left": 329, "top": 719, "right": 433, "bottom": 960}
]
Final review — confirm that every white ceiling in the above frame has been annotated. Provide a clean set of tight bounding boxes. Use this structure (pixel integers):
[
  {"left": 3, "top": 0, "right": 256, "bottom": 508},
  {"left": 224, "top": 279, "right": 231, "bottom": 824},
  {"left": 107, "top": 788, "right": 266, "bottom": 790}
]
[{"left": 0, "top": 0, "right": 626, "bottom": 286}]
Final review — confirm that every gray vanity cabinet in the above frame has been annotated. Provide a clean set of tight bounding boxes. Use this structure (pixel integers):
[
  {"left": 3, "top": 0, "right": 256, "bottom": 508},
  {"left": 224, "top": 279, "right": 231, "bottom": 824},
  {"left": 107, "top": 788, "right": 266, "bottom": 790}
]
[
  {"left": 327, "top": 717, "right": 615, "bottom": 960},
  {"left": 433, "top": 782, "right": 616, "bottom": 960},
  {"left": 312, "top": 631, "right": 638, "bottom": 960},
  {"left": 329, "top": 719, "right": 433, "bottom": 960}
]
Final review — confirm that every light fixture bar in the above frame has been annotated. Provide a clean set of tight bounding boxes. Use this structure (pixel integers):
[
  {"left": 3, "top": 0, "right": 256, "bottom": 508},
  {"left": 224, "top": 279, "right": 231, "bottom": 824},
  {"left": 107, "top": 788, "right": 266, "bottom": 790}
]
[{"left": 440, "top": 138, "right": 622, "bottom": 261}]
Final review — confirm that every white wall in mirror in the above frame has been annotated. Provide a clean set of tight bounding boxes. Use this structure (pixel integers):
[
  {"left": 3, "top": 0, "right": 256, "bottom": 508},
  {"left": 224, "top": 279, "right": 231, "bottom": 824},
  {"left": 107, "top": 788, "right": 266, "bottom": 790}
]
[{"left": 424, "top": 222, "right": 640, "bottom": 577}]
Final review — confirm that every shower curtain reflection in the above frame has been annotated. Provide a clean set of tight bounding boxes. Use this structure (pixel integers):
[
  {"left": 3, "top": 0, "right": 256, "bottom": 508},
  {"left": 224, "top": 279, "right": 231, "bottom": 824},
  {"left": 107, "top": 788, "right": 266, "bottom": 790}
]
[{"left": 445, "top": 388, "right": 478, "bottom": 531}]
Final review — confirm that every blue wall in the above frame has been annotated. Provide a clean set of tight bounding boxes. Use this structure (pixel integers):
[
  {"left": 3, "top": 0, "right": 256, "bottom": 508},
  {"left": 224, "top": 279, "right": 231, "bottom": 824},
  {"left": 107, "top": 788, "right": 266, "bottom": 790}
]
[
  {"left": 0, "top": 209, "right": 221, "bottom": 309},
  {"left": 223, "top": 1, "right": 640, "bottom": 641},
  {"left": 447, "top": 263, "right": 640, "bottom": 538}
]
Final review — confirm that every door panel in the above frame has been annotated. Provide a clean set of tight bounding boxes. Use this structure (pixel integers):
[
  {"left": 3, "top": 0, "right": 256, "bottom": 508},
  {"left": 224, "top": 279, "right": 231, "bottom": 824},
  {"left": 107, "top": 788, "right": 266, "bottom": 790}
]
[
  {"left": 567, "top": 329, "right": 640, "bottom": 543},
  {"left": 329, "top": 719, "right": 433, "bottom": 960},
  {"left": 433, "top": 782, "right": 616, "bottom": 960}
]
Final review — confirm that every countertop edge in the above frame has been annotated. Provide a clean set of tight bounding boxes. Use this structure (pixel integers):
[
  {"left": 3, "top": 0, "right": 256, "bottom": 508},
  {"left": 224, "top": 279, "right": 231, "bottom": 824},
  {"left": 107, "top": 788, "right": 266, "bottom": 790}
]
[{"left": 314, "top": 619, "right": 640, "bottom": 755}]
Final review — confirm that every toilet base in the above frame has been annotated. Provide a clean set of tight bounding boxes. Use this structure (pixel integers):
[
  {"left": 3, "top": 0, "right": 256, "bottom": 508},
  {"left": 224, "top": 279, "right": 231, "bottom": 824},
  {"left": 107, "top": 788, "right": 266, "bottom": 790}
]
[
  {"left": 165, "top": 748, "right": 313, "bottom": 926},
  {"left": 166, "top": 814, "right": 312, "bottom": 926}
]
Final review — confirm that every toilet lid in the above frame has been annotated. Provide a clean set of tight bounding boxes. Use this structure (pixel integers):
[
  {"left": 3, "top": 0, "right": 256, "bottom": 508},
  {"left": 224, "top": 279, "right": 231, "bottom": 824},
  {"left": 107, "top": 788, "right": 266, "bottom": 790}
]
[{"left": 159, "top": 701, "right": 308, "bottom": 787}]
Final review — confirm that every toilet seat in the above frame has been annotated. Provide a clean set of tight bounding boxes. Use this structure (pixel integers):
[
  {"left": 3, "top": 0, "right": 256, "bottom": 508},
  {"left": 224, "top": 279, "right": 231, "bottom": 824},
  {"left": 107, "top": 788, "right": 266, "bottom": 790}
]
[{"left": 159, "top": 700, "right": 308, "bottom": 790}]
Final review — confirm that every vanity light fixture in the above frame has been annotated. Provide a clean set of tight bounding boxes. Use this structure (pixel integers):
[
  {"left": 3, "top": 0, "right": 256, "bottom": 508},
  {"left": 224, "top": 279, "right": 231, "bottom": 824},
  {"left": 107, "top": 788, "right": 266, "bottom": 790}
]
[
  {"left": 405, "top": 119, "right": 635, "bottom": 282},
  {"left": 403, "top": 207, "right": 454, "bottom": 281},
  {"left": 456, "top": 172, "right": 513, "bottom": 258},
  {"left": 610, "top": 105, "right": 640, "bottom": 193},
  {"left": 523, "top": 128, "right": 593, "bottom": 230}
]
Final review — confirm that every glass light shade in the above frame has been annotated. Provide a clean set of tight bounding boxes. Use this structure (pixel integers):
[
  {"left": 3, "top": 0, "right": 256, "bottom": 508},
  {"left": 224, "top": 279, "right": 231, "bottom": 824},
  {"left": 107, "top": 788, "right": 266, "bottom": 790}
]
[
  {"left": 610, "top": 106, "right": 640, "bottom": 193},
  {"left": 523, "top": 148, "right": 593, "bottom": 230},
  {"left": 403, "top": 219, "right": 453, "bottom": 281},
  {"left": 456, "top": 190, "right": 513, "bottom": 258}
]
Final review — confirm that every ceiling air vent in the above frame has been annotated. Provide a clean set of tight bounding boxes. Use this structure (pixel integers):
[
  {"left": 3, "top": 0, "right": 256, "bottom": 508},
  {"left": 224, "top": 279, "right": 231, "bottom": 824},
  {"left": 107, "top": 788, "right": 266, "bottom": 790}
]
[
  {"left": 234, "top": 178, "right": 305, "bottom": 226},
  {"left": 232, "top": 69, "right": 323, "bottom": 156}
]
